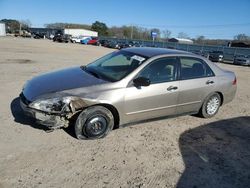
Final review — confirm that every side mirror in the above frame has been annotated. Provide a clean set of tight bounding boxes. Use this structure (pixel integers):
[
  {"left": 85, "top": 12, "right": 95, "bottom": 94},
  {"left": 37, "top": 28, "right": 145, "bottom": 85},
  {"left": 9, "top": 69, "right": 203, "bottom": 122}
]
[{"left": 133, "top": 77, "right": 150, "bottom": 87}]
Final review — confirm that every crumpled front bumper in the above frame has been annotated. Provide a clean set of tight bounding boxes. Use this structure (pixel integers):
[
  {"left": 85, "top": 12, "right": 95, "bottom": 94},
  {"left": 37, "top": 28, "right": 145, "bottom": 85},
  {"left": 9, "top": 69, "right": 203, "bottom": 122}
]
[{"left": 20, "top": 98, "right": 69, "bottom": 129}]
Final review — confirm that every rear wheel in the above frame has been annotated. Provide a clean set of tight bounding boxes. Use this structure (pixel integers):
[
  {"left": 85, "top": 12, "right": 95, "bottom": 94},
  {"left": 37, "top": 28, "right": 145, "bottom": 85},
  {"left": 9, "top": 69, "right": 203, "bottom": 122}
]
[
  {"left": 75, "top": 106, "right": 114, "bottom": 139},
  {"left": 198, "top": 93, "right": 221, "bottom": 118}
]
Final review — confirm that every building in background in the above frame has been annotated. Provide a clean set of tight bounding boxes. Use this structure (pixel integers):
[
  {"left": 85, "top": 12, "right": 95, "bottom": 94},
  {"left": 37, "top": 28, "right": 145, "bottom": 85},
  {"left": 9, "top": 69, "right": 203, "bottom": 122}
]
[
  {"left": 0, "top": 23, "right": 6, "bottom": 36},
  {"left": 30, "top": 28, "right": 62, "bottom": 38},
  {"left": 30, "top": 28, "right": 98, "bottom": 38},
  {"left": 64, "top": 28, "right": 98, "bottom": 37},
  {"left": 168, "top": 38, "right": 193, "bottom": 44}
]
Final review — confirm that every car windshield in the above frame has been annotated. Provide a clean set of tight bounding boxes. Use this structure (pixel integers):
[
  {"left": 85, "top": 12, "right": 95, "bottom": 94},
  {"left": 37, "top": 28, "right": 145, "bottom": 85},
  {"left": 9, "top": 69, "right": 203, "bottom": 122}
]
[{"left": 84, "top": 51, "right": 148, "bottom": 82}]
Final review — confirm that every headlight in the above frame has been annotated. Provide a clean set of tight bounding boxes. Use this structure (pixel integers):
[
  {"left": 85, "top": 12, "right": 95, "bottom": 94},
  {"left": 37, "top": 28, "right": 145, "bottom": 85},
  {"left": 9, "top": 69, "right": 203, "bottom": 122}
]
[
  {"left": 219, "top": 55, "right": 223, "bottom": 58},
  {"left": 29, "top": 97, "right": 75, "bottom": 113}
]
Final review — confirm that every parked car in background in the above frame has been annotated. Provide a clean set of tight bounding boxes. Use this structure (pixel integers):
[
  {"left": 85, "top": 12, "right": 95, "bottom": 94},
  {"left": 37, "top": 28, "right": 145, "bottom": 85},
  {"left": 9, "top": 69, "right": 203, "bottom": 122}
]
[
  {"left": 107, "top": 41, "right": 121, "bottom": 49},
  {"left": 15, "top": 30, "right": 32, "bottom": 38},
  {"left": 20, "top": 47, "right": 236, "bottom": 140},
  {"left": 71, "top": 36, "right": 89, "bottom": 43},
  {"left": 233, "top": 54, "right": 250, "bottom": 66},
  {"left": 53, "top": 34, "right": 71, "bottom": 43},
  {"left": 119, "top": 42, "right": 130, "bottom": 49},
  {"left": 119, "top": 41, "right": 140, "bottom": 49},
  {"left": 129, "top": 41, "right": 143, "bottom": 47},
  {"left": 80, "top": 37, "right": 92, "bottom": 44},
  {"left": 147, "top": 44, "right": 158, "bottom": 48},
  {"left": 201, "top": 51, "right": 209, "bottom": 58},
  {"left": 209, "top": 51, "right": 224, "bottom": 62},
  {"left": 134, "top": 42, "right": 144, "bottom": 47},
  {"left": 33, "top": 33, "right": 44, "bottom": 39},
  {"left": 87, "top": 37, "right": 99, "bottom": 45},
  {"left": 98, "top": 39, "right": 110, "bottom": 47},
  {"left": 48, "top": 34, "right": 54, "bottom": 40},
  {"left": 192, "top": 50, "right": 209, "bottom": 58}
]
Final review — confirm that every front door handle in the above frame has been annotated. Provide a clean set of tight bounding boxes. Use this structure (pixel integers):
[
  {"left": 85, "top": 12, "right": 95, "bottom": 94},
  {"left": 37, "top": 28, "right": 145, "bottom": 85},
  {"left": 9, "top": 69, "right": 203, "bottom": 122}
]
[
  {"left": 167, "top": 86, "right": 178, "bottom": 91},
  {"left": 206, "top": 80, "right": 214, "bottom": 85}
]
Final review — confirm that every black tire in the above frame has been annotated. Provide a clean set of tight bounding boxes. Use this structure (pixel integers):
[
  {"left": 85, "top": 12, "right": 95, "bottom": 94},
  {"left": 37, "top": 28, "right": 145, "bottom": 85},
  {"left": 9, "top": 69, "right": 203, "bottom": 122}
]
[
  {"left": 198, "top": 93, "right": 221, "bottom": 118},
  {"left": 75, "top": 106, "right": 114, "bottom": 140}
]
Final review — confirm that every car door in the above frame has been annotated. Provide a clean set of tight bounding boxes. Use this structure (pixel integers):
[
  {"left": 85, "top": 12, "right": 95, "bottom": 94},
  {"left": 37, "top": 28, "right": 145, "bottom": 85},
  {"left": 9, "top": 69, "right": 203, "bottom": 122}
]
[
  {"left": 124, "top": 57, "right": 180, "bottom": 123},
  {"left": 176, "top": 57, "right": 216, "bottom": 114}
]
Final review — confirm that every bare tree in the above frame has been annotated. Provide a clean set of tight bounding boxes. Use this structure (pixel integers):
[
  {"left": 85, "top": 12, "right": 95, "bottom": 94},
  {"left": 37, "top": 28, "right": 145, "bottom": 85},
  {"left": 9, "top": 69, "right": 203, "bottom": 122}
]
[
  {"left": 196, "top": 35, "right": 205, "bottom": 44},
  {"left": 45, "top": 23, "right": 91, "bottom": 30},
  {"left": 162, "top": 29, "right": 171, "bottom": 39},
  {"left": 0, "top": 19, "right": 20, "bottom": 33},
  {"left": 178, "top": 32, "right": 189, "bottom": 39},
  {"left": 109, "top": 26, "right": 124, "bottom": 38},
  {"left": 20, "top": 19, "right": 32, "bottom": 30},
  {"left": 234, "top": 34, "right": 250, "bottom": 41}
]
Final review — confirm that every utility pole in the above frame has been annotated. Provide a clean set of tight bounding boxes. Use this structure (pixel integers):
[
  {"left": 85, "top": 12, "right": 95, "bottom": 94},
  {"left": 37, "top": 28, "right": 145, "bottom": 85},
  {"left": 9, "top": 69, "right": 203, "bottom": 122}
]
[
  {"left": 19, "top": 22, "right": 22, "bottom": 35},
  {"left": 130, "top": 24, "right": 133, "bottom": 39}
]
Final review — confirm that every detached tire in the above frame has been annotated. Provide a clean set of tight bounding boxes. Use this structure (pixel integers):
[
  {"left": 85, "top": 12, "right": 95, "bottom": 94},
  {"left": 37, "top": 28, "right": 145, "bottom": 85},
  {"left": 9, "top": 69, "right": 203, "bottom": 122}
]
[
  {"left": 199, "top": 93, "right": 221, "bottom": 118},
  {"left": 75, "top": 106, "right": 114, "bottom": 140}
]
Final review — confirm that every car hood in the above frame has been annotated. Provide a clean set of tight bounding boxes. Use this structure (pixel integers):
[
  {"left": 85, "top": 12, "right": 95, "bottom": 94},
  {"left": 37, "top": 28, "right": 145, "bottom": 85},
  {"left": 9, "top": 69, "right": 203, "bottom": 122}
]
[{"left": 22, "top": 67, "right": 108, "bottom": 101}]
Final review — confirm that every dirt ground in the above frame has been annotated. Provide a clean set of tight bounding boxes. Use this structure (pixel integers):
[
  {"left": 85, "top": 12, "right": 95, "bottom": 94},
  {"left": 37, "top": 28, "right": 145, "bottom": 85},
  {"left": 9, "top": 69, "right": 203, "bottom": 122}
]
[{"left": 0, "top": 37, "right": 249, "bottom": 188}]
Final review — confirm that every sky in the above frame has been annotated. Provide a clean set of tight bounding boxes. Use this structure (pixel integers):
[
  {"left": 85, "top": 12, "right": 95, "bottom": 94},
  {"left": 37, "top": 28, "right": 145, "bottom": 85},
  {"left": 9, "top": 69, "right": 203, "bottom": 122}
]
[{"left": 0, "top": 0, "right": 250, "bottom": 39}]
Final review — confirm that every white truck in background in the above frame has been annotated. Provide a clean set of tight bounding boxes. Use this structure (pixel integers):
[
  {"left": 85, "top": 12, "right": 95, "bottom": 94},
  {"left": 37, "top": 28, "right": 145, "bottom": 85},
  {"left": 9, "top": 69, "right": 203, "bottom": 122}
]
[{"left": 64, "top": 28, "right": 98, "bottom": 38}]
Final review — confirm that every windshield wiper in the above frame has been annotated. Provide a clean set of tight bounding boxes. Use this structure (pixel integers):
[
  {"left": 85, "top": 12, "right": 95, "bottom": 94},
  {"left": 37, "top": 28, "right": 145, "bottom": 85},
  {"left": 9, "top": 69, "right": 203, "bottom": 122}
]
[
  {"left": 81, "top": 66, "right": 100, "bottom": 79},
  {"left": 88, "top": 70, "right": 100, "bottom": 79},
  {"left": 80, "top": 66, "right": 115, "bottom": 82}
]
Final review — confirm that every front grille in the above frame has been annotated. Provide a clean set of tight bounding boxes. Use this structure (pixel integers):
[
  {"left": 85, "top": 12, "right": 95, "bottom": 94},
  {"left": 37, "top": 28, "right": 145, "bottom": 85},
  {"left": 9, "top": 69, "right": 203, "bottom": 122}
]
[{"left": 20, "top": 93, "right": 31, "bottom": 105}]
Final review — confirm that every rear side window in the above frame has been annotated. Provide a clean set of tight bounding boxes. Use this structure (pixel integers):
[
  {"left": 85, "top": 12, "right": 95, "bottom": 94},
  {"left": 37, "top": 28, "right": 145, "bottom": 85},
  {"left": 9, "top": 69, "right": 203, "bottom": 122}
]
[
  {"left": 180, "top": 57, "right": 214, "bottom": 80},
  {"left": 138, "top": 57, "right": 178, "bottom": 84}
]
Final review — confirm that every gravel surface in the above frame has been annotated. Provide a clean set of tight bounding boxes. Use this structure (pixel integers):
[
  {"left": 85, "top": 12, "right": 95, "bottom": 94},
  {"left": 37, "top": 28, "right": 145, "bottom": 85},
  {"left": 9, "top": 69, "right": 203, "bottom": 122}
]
[{"left": 0, "top": 37, "right": 249, "bottom": 188}]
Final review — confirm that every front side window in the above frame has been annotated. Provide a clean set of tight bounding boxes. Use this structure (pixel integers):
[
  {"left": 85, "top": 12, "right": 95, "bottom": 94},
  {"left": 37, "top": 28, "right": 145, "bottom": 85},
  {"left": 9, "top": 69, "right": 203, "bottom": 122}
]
[
  {"left": 180, "top": 57, "right": 214, "bottom": 80},
  {"left": 138, "top": 57, "right": 178, "bottom": 84},
  {"left": 85, "top": 51, "right": 147, "bottom": 82}
]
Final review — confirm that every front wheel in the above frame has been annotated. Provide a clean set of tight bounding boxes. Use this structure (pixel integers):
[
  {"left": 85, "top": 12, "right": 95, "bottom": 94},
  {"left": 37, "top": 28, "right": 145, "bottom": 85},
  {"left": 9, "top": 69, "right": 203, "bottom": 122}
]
[
  {"left": 75, "top": 106, "right": 114, "bottom": 139},
  {"left": 198, "top": 93, "right": 221, "bottom": 118}
]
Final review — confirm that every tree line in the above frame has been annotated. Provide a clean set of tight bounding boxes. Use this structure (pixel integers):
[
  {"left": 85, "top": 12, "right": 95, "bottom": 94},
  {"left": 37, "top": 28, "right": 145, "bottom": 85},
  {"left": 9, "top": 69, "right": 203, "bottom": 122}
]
[
  {"left": 0, "top": 19, "right": 31, "bottom": 33},
  {"left": 44, "top": 21, "right": 170, "bottom": 40},
  {"left": 1, "top": 19, "right": 250, "bottom": 43}
]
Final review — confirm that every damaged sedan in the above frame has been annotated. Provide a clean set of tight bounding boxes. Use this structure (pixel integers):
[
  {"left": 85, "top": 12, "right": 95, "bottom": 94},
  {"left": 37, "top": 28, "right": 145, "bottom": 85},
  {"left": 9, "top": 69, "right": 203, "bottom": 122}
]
[{"left": 20, "top": 47, "right": 237, "bottom": 139}]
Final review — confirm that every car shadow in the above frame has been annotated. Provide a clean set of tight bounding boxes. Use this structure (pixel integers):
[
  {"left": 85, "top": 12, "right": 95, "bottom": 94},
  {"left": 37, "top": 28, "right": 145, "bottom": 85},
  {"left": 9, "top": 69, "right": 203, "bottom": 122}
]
[
  {"left": 177, "top": 116, "right": 250, "bottom": 188},
  {"left": 11, "top": 97, "right": 77, "bottom": 137}
]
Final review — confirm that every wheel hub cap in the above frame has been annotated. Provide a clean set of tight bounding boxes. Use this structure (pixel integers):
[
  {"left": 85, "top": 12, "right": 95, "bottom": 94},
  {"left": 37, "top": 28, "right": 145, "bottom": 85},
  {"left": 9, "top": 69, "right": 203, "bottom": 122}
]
[
  {"left": 85, "top": 116, "right": 107, "bottom": 136},
  {"left": 206, "top": 97, "right": 220, "bottom": 115}
]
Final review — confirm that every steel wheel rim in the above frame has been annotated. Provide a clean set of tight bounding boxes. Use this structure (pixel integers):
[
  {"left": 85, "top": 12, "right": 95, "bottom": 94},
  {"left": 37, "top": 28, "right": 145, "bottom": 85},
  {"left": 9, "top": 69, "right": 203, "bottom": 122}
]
[
  {"left": 206, "top": 96, "right": 220, "bottom": 115},
  {"left": 85, "top": 115, "right": 107, "bottom": 137}
]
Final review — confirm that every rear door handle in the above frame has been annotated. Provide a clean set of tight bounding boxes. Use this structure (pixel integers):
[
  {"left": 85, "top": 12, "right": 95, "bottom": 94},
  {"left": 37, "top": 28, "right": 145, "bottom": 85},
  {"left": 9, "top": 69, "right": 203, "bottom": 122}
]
[
  {"left": 167, "top": 86, "right": 178, "bottom": 91},
  {"left": 206, "top": 80, "right": 214, "bottom": 85}
]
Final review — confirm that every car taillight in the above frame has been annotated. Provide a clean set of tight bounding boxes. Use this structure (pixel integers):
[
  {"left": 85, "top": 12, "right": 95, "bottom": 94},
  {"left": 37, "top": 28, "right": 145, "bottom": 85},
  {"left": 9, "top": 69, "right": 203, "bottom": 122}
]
[{"left": 232, "top": 77, "right": 237, "bottom": 85}]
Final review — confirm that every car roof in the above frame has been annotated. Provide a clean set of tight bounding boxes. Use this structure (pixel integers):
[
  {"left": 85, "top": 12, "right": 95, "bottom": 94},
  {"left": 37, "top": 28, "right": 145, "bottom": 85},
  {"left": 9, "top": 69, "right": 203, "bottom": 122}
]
[{"left": 122, "top": 47, "right": 192, "bottom": 58}]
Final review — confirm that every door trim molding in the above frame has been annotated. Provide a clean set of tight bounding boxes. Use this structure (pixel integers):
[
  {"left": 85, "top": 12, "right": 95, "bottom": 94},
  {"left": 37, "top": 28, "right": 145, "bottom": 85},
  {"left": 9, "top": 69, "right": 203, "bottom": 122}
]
[{"left": 126, "top": 100, "right": 201, "bottom": 115}]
